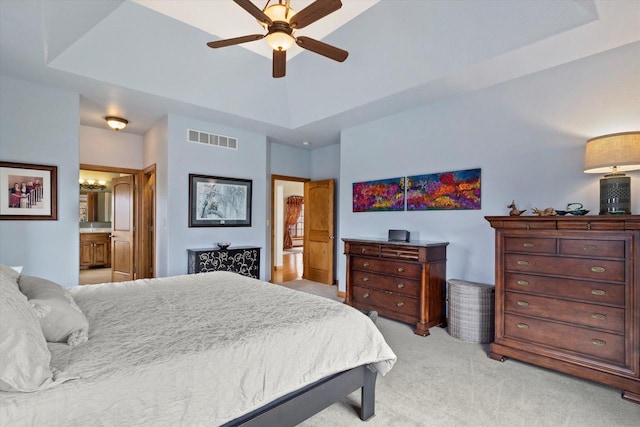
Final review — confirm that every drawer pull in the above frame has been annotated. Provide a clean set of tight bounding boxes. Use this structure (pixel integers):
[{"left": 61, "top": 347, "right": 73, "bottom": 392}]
[
  {"left": 583, "top": 245, "right": 598, "bottom": 252},
  {"left": 591, "top": 339, "right": 606, "bottom": 346},
  {"left": 362, "top": 262, "right": 370, "bottom": 267},
  {"left": 397, "top": 301, "right": 405, "bottom": 307},
  {"left": 362, "top": 277, "right": 370, "bottom": 282},
  {"left": 397, "top": 267, "right": 405, "bottom": 273},
  {"left": 361, "top": 248, "right": 367, "bottom": 253},
  {"left": 517, "top": 260, "right": 529, "bottom": 266},
  {"left": 591, "top": 313, "right": 606, "bottom": 320},
  {"left": 516, "top": 300, "right": 529, "bottom": 307},
  {"left": 397, "top": 283, "right": 405, "bottom": 289},
  {"left": 516, "top": 323, "right": 529, "bottom": 329},
  {"left": 591, "top": 289, "right": 606, "bottom": 296},
  {"left": 522, "top": 242, "right": 535, "bottom": 248},
  {"left": 362, "top": 293, "right": 370, "bottom": 298},
  {"left": 397, "top": 251, "right": 401, "bottom": 256},
  {"left": 591, "top": 266, "right": 605, "bottom": 273},
  {"left": 516, "top": 280, "right": 529, "bottom": 286}
]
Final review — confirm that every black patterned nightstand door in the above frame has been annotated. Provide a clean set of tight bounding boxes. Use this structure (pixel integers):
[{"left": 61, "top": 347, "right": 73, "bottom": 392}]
[{"left": 187, "top": 246, "right": 260, "bottom": 279}]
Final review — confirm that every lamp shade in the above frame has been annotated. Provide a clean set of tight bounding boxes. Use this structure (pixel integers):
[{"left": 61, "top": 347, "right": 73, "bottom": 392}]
[{"left": 584, "top": 131, "right": 640, "bottom": 174}]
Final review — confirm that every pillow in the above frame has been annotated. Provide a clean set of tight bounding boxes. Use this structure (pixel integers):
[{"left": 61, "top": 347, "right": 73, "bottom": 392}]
[
  {"left": 0, "top": 271, "right": 55, "bottom": 392},
  {"left": 0, "top": 263, "right": 20, "bottom": 290},
  {"left": 18, "top": 275, "right": 89, "bottom": 346}
]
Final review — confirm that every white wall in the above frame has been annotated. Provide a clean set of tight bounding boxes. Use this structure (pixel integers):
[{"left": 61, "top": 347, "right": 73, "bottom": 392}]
[
  {"left": 270, "top": 142, "right": 310, "bottom": 178},
  {"left": 338, "top": 42, "right": 640, "bottom": 292},
  {"left": 165, "top": 114, "right": 268, "bottom": 279},
  {"left": 0, "top": 76, "right": 80, "bottom": 286},
  {"left": 80, "top": 125, "right": 144, "bottom": 169}
]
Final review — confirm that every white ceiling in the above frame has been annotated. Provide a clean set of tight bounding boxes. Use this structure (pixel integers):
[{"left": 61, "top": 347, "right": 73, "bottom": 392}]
[{"left": 1, "top": 0, "right": 639, "bottom": 148}]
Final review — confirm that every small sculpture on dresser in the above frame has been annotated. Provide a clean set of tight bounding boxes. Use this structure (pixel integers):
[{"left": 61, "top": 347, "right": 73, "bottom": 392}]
[
  {"left": 217, "top": 241, "right": 230, "bottom": 250},
  {"left": 532, "top": 207, "right": 558, "bottom": 216},
  {"left": 507, "top": 200, "right": 526, "bottom": 216}
]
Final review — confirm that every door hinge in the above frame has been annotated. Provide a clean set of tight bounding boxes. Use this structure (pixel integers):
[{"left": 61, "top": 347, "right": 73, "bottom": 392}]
[
  {"left": 133, "top": 266, "right": 137, "bottom": 273},
  {"left": 149, "top": 226, "right": 154, "bottom": 232},
  {"left": 149, "top": 267, "right": 153, "bottom": 274}
]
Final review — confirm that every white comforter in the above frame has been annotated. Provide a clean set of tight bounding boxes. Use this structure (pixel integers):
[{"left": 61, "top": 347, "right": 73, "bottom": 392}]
[{"left": 1, "top": 272, "right": 396, "bottom": 426}]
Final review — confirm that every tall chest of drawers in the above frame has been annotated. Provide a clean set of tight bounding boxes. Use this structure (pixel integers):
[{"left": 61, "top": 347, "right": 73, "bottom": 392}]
[
  {"left": 343, "top": 238, "right": 448, "bottom": 336},
  {"left": 486, "top": 216, "right": 640, "bottom": 403}
]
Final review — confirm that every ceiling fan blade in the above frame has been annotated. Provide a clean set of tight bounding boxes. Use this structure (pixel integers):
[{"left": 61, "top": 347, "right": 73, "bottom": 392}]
[
  {"left": 207, "top": 34, "right": 265, "bottom": 49},
  {"left": 233, "top": 0, "right": 273, "bottom": 26},
  {"left": 295, "top": 36, "right": 348, "bottom": 62},
  {"left": 290, "top": 0, "right": 342, "bottom": 29},
  {"left": 273, "top": 49, "right": 286, "bottom": 78}
]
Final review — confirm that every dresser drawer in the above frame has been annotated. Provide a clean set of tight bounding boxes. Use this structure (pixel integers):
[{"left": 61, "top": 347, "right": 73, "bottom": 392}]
[
  {"left": 559, "top": 239, "right": 625, "bottom": 259},
  {"left": 347, "top": 243, "right": 380, "bottom": 256},
  {"left": 505, "top": 292, "right": 624, "bottom": 333},
  {"left": 380, "top": 245, "right": 420, "bottom": 261},
  {"left": 352, "top": 270, "right": 420, "bottom": 297},
  {"left": 505, "top": 273, "right": 625, "bottom": 306},
  {"left": 505, "top": 254, "right": 625, "bottom": 282},
  {"left": 352, "top": 285, "right": 418, "bottom": 316},
  {"left": 504, "top": 237, "right": 556, "bottom": 254},
  {"left": 351, "top": 256, "right": 422, "bottom": 278},
  {"left": 504, "top": 314, "right": 625, "bottom": 365}
]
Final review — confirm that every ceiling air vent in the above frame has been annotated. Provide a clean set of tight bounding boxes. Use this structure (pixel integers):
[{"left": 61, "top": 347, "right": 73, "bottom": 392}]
[{"left": 187, "top": 129, "right": 238, "bottom": 150}]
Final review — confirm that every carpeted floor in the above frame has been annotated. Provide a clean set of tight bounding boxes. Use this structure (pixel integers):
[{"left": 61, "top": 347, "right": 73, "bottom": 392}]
[{"left": 278, "top": 280, "right": 640, "bottom": 427}]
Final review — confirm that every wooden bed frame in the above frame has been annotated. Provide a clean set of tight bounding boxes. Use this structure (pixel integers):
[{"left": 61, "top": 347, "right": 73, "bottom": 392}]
[{"left": 224, "top": 365, "right": 378, "bottom": 426}]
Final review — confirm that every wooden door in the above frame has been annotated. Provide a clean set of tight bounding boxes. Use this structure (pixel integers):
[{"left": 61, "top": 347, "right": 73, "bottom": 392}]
[
  {"left": 303, "top": 179, "right": 335, "bottom": 284},
  {"left": 111, "top": 175, "right": 135, "bottom": 282}
]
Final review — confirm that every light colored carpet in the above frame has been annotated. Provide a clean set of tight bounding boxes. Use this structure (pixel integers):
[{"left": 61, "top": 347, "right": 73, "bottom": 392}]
[{"left": 278, "top": 280, "right": 640, "bottom": 426}]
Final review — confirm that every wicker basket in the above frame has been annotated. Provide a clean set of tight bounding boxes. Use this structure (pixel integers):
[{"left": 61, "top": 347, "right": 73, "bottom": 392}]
[{"left": 448, "top": 279, "right": 495, "bottom": 344}]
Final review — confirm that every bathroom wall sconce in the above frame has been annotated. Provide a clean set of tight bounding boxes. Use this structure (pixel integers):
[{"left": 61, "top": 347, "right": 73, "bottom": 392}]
[
  {"left": 79, "top": 178, "right": 107, "bottom": 191},
  {"left": 105, "top": 116, "right": 128, "bottom": 131}
]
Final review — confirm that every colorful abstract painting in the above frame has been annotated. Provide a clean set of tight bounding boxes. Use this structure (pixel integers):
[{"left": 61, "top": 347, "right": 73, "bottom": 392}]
[
  {"left": 353, "top": 177, "right": 405, "bottom": 212},
  {"left": 406, "top": 168, "right": 481, "bottom": 210}
]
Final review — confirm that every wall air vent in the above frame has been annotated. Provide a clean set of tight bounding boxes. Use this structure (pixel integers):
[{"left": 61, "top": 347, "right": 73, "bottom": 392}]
[{"left": 187, "top": 129, "right": 238, "bottom": 150}]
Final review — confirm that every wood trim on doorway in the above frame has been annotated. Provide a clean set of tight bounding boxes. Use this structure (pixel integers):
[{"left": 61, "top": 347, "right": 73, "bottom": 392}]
[
  {"left": 80, "top": 163, "right": 156, "bottom": 281},
  {"left": 271, "top": 174, "right": 309, "bottom": 283}
]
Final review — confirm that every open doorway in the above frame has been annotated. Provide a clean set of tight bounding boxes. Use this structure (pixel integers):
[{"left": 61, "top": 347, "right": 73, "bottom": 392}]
[
  {"left": 79, "top": 163, "right": 156, "bottom": 285},
  {"left": 271, "top": 175, "right": 308, "bottom": 283}
]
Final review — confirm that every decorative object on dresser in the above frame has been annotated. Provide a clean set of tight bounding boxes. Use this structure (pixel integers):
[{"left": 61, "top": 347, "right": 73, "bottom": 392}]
[
  {"left": 531, "top": 207, "right": 557, "bottom": 216},
  {"left": 554, "top": 202, "right": 589, "bottom": 216},
  {"left": 486, "top": 215, "right": 640, "bottom": 403},
  {"left": 187, "top": 246, "right": 260, "bottom": 279},
  {"left": 343, "top": 238, "right": 448, "bottom": 336},
  {"left": 507, "top": 200, "right": 526, "bottom": 216},
  {"left": 583, "top": 131, "right": 640, "bottom": 215},
  {"left": 388, "top": 229, "right": 410, "bottom": 242}
]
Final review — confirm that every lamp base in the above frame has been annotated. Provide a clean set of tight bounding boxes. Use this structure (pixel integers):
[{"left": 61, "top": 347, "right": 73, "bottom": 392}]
[{"left": 599, "top": 175, "right": 631, "bottom": 214}]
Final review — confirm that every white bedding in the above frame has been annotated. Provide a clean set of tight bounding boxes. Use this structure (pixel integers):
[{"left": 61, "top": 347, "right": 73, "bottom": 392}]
[{"left": 0, "top": 272, "right": 396, "bottom": 426}]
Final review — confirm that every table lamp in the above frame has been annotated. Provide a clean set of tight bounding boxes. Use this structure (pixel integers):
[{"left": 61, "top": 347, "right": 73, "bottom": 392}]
[{"left": 584, "top": 131, "right": 640, "bottom": 214}]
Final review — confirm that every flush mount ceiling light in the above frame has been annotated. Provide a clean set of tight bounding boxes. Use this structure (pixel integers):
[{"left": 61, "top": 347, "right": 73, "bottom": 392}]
[
  {"left": 207, "top": 0, "right": 348, "bottom": 78},
  {"left": 105, "top": 116, "right": 128, "bottom": 131}
]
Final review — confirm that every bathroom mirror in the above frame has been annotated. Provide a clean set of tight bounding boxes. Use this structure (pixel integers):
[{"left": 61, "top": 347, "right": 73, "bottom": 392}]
[{"left": 79, "top": 191, "right": 112, "bottom": 223}]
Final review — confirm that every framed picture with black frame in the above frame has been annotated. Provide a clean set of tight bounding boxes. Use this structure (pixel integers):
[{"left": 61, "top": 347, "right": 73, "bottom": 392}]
[
  {"left": 189, "top": 174, "right": 252, "bottom": 227},
  {"left": 0, "top": 161, "right": 58, "bottom": 220}
]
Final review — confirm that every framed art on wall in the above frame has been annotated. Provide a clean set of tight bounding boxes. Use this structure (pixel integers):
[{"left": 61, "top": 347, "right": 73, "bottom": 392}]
[
  {"left": 189, "top": 174, "right": 252, "bottom": 227},
  {"left": 0, "top": 161, "right": 58, "bottom": 220},
  {"left": 406, "top": 168, "right": 481, "bottom": 210},
  {"left": 352, "top": 177, "right": 405, "bottom": 212}
]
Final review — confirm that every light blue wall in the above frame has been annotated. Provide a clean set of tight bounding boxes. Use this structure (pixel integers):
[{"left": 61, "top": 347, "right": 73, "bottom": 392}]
[
  {"left": 270, "top": 142, "right": 311, "bottom": 178},
  {"left": 0, "top": 76, "right": 80, "bottom": 286},
  {"left": 164, "top": 114, "right": 268, "bottom": 279},
  {"left": 337, "top": 42, "right": 640, "bottom": 292}
]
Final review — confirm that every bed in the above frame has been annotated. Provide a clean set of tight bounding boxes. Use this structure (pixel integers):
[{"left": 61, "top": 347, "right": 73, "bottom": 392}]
[{"left": 0, "top": 269, "right": 396, "bottom": 426}]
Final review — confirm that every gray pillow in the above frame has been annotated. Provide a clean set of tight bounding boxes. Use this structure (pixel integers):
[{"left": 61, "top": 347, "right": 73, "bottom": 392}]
[
  {"left": 0, "top": 270, "right": 54, "bottom": 392},
  {"left": 18, "top": 275, "right": 89, "bottom": 346}
]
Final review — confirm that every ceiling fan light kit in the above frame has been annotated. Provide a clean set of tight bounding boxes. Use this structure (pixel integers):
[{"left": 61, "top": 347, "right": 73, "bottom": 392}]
[{"left": 207, "top": 0, "right": 348, "bottom": 78}]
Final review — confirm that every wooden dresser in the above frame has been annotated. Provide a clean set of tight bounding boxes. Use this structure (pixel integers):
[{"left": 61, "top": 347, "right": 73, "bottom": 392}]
[
  {"left": 343, "top": 238, "right": 448, "bottom": 336},
  {"left": 486, "top": 216, "right": 639, "bottom": 403}
]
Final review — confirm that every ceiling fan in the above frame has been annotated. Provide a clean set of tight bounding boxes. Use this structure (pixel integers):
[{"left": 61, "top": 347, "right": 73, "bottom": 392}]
[{"left": 207, "top": 0, "right": 349, "bottom": 78}]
